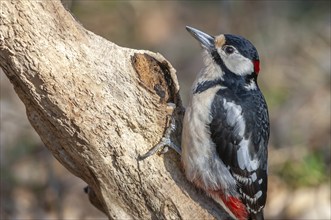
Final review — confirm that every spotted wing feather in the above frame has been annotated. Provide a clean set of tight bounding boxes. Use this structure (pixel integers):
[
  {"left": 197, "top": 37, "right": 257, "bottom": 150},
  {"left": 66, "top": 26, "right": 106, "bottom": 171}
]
[{"left": 209, "top": 88, "right": 269, "bottom": 218}]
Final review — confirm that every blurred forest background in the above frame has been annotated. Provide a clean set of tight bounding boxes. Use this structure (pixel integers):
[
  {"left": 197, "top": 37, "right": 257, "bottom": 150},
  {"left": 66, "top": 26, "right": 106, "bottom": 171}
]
[{"left": 1, "top": 0, "right": 330, "bottom": 219}]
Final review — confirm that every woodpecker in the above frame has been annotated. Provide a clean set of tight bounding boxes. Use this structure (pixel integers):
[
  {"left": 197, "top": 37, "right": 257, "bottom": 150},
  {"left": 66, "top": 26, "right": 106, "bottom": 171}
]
[
  {"left": 181, "top": 26, "right": 269, "bottom": 220},
  {"left": 139, "top": 26, "right": 269, "bottom": 220}
]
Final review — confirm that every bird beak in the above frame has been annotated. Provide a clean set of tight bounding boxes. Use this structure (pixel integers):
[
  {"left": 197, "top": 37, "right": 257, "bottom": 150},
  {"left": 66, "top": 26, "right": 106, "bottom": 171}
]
[{"left": 186, "top": 26, "right": 215, "bottom": 51}]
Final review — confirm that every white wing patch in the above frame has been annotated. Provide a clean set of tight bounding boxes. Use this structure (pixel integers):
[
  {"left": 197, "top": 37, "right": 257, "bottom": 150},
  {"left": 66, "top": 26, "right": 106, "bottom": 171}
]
[
  {"left": 223, "top": 99, "right": 260, "bottom": 172},
  {"left": 237, "top": 140, "right": 259, "bottom": 172},
  {"left": 222, "top": 100, "right": 245, "bottom": 137}
]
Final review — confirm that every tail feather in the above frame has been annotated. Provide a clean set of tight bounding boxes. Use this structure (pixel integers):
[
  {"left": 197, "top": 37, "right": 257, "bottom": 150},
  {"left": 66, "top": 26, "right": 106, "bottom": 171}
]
[{"left": 249, "top": 211, "right": 264, "bottom": 220}]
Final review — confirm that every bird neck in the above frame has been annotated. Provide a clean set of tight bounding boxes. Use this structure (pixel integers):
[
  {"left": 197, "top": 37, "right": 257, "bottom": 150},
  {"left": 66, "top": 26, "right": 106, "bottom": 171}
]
[
  {"left": 193, "top": 71, "right": 257, "bottom": 94},
  {"left": 222, "top": 70, "right": 257, "bottom": 90}
]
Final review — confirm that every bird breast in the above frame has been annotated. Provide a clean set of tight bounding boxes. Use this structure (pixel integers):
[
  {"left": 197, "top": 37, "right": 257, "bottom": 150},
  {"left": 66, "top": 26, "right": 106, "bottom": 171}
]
[{"left": 181, "top": 85, "right": 238, "bottom": 194}]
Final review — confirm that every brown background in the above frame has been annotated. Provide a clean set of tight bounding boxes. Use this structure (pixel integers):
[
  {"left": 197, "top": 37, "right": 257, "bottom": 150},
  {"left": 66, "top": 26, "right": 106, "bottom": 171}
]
[{"left": 1, "top": 1, "right": 330, "bottom": 219}]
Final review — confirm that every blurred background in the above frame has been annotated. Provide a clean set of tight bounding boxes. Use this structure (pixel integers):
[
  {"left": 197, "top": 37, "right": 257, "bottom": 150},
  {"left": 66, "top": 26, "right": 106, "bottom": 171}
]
[{"left": 1, "top": 0, "right": 330, "bottom": 219}]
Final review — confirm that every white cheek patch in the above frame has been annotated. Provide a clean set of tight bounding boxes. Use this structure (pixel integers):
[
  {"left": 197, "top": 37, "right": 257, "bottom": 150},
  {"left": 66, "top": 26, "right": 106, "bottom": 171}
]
[{"left": 218, "top": 48, "right": 254, "bottom": 76}]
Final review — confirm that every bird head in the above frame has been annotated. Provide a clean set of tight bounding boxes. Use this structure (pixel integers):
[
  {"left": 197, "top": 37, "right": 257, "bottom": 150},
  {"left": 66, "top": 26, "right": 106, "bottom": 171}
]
[{"left": 186, "top": 26, "right": 260, "bottom": 78}]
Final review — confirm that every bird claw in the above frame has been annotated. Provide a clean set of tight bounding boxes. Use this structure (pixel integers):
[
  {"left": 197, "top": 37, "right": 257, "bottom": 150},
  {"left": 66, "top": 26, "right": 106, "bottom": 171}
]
[{"left": 138, "top": 103, "right": 181, "bottom": 161}]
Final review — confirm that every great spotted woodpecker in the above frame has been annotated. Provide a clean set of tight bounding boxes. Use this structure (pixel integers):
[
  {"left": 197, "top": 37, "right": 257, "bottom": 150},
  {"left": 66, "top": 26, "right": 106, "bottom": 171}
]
[
  {"left": 140, "top": 26, "right": 270, "bottom": 220},
  {"left": 182, "top": 26, "right": 269, "bottom": 220}
]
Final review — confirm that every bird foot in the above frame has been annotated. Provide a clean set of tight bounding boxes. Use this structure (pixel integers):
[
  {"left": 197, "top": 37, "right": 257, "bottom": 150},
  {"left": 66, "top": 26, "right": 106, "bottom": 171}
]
[{"left": 138, "top": 103, "right": 181, "bottom": 160}]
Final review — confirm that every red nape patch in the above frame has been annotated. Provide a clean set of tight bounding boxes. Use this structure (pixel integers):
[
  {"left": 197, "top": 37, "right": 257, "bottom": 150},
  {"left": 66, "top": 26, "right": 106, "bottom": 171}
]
[
  {"left": 221, "top": 194, "right": 248, "bottom": 220},
  {"left": 253, "top": 60, "right": 260, "bottom": 74}
]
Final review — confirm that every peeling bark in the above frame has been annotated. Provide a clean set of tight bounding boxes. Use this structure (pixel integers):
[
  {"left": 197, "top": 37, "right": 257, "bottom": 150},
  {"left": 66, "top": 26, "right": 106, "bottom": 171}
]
[{"left": 0, "top": 1, "right": 231, "bottom": 219}]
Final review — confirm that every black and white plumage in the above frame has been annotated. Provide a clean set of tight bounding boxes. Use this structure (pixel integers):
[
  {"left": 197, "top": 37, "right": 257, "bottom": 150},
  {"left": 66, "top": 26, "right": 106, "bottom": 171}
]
[{"left": 182, "top": 26, "right": 270, "bottom": 220}]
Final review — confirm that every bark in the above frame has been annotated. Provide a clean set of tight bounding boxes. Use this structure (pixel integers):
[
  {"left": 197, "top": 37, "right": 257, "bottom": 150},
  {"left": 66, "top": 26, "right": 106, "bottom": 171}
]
[{"left": 0, "top": 1, "right": 231, "bottom": 219}]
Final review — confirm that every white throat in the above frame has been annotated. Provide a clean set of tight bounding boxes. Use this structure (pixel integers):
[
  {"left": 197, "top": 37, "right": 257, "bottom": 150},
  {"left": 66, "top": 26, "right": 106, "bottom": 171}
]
[{"left": 192, "top": 50, "right": 224, "bottom": 89}]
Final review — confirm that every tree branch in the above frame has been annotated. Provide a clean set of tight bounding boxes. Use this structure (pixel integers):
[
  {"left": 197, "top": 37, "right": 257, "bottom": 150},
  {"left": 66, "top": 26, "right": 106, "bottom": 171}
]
[{"left": 0, "top": 1, "right": 231, "bottom": 219}]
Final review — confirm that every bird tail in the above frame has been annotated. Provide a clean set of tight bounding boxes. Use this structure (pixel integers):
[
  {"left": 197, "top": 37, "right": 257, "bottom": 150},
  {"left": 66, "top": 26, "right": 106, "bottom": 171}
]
[{"left": 249, "top": 211, "right": 264, "bottom": 220}]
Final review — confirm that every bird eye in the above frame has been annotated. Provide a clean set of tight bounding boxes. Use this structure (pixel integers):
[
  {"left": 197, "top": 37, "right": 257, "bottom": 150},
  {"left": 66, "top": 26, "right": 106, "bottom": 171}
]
[{"left": 224, "top": 46, "right": 235, "bottom": 55}]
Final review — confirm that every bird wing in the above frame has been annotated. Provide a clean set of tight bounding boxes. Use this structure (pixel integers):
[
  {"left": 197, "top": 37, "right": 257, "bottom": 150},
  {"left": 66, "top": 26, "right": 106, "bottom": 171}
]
[{"left": 209, "top": 90, "right": 269, "bottom": 215}]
